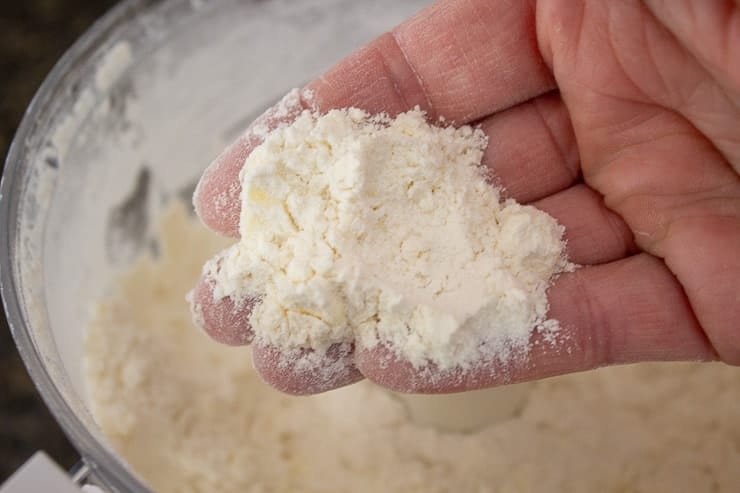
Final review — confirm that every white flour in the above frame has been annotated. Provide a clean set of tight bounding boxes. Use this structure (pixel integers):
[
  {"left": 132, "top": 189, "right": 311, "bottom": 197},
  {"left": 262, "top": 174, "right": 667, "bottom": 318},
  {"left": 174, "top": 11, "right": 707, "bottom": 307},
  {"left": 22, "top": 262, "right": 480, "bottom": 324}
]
[
  {"left": 202, "top": 101, "right": 572, "bottom": 373},
  {"left": 84, "top": 204, "right": 740, "bottom": 493}
]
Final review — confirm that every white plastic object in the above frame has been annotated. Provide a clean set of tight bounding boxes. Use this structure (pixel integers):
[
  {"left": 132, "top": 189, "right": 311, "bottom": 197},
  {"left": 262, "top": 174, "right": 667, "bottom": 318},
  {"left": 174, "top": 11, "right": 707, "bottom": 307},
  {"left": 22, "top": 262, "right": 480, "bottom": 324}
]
[
  {"left": 81, "top": 486, "right": 106, "bottom": 493},
  {"left": 393, "top": 383, "right": 533, "bottom": 433},
  {"left": 0, "top": 452, "right": 86, "bottom": 493}
]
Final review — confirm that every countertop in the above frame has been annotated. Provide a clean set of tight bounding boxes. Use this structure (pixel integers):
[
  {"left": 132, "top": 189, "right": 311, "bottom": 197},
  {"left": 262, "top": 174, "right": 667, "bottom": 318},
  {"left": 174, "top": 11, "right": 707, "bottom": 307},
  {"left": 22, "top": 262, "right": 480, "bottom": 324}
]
[{"left": 0, "top": 0, "right": 118, "bottom": 482}]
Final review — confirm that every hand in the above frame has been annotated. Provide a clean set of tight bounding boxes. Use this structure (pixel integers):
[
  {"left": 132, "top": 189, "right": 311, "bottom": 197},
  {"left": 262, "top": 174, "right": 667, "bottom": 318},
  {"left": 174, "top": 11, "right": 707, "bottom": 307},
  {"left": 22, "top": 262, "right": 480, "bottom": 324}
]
[{"left": 191, "top": 0, "right": 740, "bottom": 394}]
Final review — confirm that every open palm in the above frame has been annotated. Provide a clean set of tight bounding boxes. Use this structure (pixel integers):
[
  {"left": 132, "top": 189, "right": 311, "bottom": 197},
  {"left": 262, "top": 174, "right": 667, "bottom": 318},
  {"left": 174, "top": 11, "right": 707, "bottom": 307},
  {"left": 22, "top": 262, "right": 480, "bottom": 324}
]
[{"left": 191, "top": 0, "right": 740, "bottom": 394}]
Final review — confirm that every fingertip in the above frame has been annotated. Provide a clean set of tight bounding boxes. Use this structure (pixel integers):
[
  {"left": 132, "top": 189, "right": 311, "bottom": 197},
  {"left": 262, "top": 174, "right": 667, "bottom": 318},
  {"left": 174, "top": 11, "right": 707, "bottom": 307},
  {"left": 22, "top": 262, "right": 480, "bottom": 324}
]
[
  {"left": 193, "top": 136, "right": 250, "bottom": 238},
  {"left": 252, "top": 343, "right": 363, "bottom": 395},
  {"left": 193, "top": 88, "right": 314, "bottom": 238},
  {"left": 190, "top": 269, "right": 255, "bottom": 346},
  {"left": 355, "top": 332, "right": 583, "bottom": 394},
  {"left": 356, "top": 344, "right": 482, "bottom": 394}
]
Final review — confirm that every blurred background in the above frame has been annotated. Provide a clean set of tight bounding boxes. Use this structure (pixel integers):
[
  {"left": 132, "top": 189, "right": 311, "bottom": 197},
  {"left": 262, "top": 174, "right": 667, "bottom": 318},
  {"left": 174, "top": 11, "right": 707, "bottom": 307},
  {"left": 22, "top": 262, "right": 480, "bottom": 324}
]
[{"left": 1, "top": 0, "right": 117, "bottom": 482}]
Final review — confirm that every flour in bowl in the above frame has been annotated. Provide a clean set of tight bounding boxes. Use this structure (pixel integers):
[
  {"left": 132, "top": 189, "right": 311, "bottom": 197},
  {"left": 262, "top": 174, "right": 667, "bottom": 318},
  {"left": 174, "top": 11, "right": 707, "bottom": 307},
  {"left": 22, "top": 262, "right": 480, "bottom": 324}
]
[{"left": 84, "top": 203, "right": 740, "bottom": 493}]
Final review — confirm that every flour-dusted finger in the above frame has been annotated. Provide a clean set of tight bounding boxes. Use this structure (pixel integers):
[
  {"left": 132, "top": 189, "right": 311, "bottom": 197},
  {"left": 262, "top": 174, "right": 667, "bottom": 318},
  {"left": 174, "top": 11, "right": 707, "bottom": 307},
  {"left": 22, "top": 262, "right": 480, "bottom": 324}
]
[
  {"left": 252, "top": 342, "right": 363, "bottom": 395},
  {"left": 356, "top": 254, "right": 717, "bottom": 393},
  {"left": 190, "top": 255, "right": 256, "bottom": 346},
  {"left": 193, "top": 90, "right": 312, "bottom": 237}
]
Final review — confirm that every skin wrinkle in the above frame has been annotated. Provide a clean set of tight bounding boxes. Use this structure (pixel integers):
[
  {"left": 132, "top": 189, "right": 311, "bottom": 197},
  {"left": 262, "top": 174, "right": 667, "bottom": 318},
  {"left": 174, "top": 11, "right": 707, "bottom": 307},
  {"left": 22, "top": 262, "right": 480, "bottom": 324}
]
[
  {"left": 560, "top": 3, "right": 726, "bottom": 148},
  {"left": 568, "top": 265, "right": 612, "bottom": 367},
  {"left": 369, "top": 36, "right": 411, "bottom": 113},
  {"left": 388, "top": 30, "right": 435, "bottom": 117},
  {"left": 602, "top": 199, "right": 637, "bottom": 258},
  {"left": 605, "top": 5, "right": 655, "bottom": 105},
  {"left": 591, "top": 129, "right": 680, "bottom": 188},
  {"left": 660, "top": 261, "right": 724, "bottom": 361},
  {"left": 533, "top": 185, "right": 633, "bottom": 264},
  {"left": 611, "top": 1, "right": 740, "bottom": 167},
  {"left": 585, "top": 111, "right": 722, "bottom": 203},
  {"left": 718, "top": 2, "right": 740, "bottom": 83},
  {"left": 518, "top": 0, "right": 557, "bottom": 98},
  {"left": 724, "top": 8, "right": 740, "bottom": 99},
  {"left": 568, "top": 2, "right": 590, "bottom": 80},
  {"left": 655, "top": 197, "right": 740, "bottom": 255},
  {"left": 634, "top": 0, "right": 734, "bottom": 125},
  {"left": 582, "top": 93, "right": 660, "bottom": 129},
  {"left": 642, "top": 8, "right": 688, "bottom": 106},
  {"left": 531, "top": 94, "right": 581, "bottom": 185},
  {"left": 641, "top": 3, "right": 740, "bottom": 166},
  {"left": 607, "top": 177, "right": 740, "bottom": 255},
  {"left": 477, "top": 94, "right": 581, "bottom": 204},
  {"left": 575, "top": 186, "right": 638, "bottom": 260},
  {"left": 644, "top": 0, "right": 740, "bottom": 102}
]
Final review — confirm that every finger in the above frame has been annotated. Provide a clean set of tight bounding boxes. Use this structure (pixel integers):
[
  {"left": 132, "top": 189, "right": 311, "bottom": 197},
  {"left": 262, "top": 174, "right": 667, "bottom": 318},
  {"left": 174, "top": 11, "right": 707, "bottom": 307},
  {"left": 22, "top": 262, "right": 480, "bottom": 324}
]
[
  {"left": 480, "top": 92, "right": 580, "bottom": 203},
  {"left": 356, "top": 254, "right": 717, "bottom": 393},
  {"left": 662, "top": 214, "right": 740, "bottom": 364},
  {"left": 193, "top": 135, "right": 249, "bottom": 238},
  {"left": 192, "top": 260, "right": 366, "bottom": 395},
  {"left": 193, "top": 90, "right": 310, "bottom": 237},
  {"left": 310, "top": 0, "right": 553, "bottom": 121},
  {"left": 533, "top": 184, "right": 636, "bottom": 265},
  {"left": 252, "top": 342, "right": 364, "bottom": 395},
  {"left": 189, "top": 258, "right": 255, "bottom": 346}
]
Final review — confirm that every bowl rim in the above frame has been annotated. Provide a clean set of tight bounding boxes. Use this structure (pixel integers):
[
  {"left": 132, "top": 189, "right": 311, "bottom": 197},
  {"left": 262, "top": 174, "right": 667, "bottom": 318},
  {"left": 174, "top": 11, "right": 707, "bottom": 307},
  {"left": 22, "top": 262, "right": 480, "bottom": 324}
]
[{"left": 0, "top": 0, "right": 156, "bottom": 490}]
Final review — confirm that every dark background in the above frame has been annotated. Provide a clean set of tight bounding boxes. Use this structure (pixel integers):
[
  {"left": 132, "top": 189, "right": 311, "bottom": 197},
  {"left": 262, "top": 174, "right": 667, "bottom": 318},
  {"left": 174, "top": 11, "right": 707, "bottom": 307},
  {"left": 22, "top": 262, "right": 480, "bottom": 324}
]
[{"left": 1, "top": 0, "right": 118, "bottom": 482}]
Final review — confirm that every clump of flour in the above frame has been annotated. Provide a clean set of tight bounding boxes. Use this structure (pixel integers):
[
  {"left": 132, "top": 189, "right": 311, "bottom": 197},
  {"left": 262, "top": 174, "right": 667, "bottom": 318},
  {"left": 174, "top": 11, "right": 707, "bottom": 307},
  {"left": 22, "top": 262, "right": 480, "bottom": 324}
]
[{"left": 201, "top": 96, "right": 573, "bottom": 371}]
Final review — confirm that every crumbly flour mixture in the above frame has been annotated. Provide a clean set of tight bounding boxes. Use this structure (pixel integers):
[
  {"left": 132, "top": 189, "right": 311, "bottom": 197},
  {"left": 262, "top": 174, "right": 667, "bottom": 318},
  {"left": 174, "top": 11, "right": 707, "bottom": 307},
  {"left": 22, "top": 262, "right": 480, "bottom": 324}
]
[
  {"left": 199, "top": 99, "right": 572, "bottom": 372},
  {"left": 85, "top": 204, "right": 740, "bottom": 493}
]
